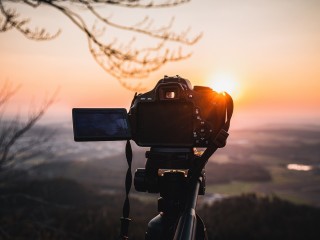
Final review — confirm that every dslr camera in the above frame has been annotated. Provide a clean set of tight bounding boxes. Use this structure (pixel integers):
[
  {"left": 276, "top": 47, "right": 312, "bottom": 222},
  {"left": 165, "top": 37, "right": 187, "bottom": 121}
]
[
  {"left": 72, "top": 75, "right": 228, "bottom": 147},
  {"left": 72, "top": 75, "right": 233, "bottom": 240}
]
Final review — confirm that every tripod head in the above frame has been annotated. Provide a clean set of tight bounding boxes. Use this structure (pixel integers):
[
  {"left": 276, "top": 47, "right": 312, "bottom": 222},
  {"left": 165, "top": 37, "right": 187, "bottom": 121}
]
[
  {"left": 133, "top": 148, "right": 206, "bottom": 240},
  {"left": 134, "top": 148, "right": 205, "bottom": 194}
]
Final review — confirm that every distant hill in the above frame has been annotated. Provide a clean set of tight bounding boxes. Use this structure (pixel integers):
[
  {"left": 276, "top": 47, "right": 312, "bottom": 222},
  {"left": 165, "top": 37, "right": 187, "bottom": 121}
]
[
  {"left": 1, "top": 178, "right": 319, "bottom": 240},
  {"left": 199, "top": 193, "right": 320, "bottom": 240}
]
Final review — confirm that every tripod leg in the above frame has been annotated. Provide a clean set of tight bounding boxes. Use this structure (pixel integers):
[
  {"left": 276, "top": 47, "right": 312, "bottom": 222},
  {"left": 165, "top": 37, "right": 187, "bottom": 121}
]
[
  {"left": 145, "top": 213, "right": 177, "bottom": 240},
  {"left": 195, "top": 214, "right": 208, "bottom": 240}
]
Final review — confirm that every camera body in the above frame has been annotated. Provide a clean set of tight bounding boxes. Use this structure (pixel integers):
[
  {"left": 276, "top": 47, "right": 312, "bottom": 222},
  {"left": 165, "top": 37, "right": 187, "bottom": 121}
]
[
  {"left": 72, "top": 75, "right": 229, "bottom": 148},
  {"left": 128, "top": 75, "right": 227, "bottom": 147}
]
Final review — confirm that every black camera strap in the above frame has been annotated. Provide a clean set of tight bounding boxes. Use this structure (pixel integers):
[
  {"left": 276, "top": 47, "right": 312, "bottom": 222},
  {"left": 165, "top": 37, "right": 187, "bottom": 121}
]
[
  {"left": 119, "top": 94, "right": 138, "bottom": 240},
  {"left": 119, "top": 140, "right": 133, "bottom": 240},
  {"left": 189, "top": 92, "right": 234, "bottom": 182}
]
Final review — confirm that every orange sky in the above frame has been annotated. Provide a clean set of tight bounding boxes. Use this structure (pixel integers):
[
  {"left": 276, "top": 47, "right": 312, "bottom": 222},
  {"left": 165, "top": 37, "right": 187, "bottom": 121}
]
[{"left": 1, "top": 0, "right": 320, "bottom": 129}]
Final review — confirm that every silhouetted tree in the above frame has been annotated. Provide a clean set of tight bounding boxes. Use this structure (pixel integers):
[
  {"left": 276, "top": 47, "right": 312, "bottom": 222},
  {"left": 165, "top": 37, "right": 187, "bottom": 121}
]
[
  {"left": 0, "top": 0, "right": 201, "bottom": 90},
  {"left": 0, "top": 81, "right": 57, "bottom": 175}
]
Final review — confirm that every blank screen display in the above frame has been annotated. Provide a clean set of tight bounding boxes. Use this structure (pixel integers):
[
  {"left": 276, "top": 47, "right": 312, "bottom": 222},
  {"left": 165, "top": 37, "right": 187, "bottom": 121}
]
[{"left": 72, "top": 108, "right": 131, "bottom": 141}]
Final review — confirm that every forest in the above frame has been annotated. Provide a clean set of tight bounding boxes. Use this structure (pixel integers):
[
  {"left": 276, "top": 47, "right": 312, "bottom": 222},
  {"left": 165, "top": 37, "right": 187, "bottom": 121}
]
[{"left": 1, "top": 176, "right": 320, "bottom": 240}]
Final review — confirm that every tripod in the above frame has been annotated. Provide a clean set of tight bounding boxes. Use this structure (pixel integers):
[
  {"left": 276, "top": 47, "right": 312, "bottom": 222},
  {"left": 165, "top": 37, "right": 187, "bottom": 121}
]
[{"left": 134, "top": 148, "right": 208, "bottom": 240}]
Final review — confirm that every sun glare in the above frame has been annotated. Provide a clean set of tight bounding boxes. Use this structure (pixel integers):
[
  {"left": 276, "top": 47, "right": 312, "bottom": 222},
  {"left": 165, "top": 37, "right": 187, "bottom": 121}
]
[{"left": 209, "top": 73, "right": 239, "bottom": 99}]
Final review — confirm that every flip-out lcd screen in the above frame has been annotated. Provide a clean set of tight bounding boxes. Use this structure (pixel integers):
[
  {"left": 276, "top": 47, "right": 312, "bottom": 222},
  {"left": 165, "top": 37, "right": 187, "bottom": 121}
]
[{"left": 72, "top": 108, "right": 131, "bottom": 141}]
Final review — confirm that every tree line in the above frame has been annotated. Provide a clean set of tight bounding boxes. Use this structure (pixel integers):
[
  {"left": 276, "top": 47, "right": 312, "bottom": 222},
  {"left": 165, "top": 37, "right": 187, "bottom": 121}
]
[{"left": 1, "top": 177, "right": 319, "bottom": 240}]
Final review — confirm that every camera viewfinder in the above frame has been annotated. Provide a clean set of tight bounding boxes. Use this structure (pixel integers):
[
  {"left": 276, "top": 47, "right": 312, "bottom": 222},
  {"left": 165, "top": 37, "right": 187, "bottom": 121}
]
[{"left": 166, "top": 91, "right": 176, "bottom": 99}]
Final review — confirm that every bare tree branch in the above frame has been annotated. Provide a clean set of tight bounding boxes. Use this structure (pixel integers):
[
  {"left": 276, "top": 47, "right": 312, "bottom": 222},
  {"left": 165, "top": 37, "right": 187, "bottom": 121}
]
[
  {"left": 0, "top": 0, "right": 201, "bottom": 90},
  {"left": 0, "top": 82, "right": 58, "bottom": 172},
  {"left": 0, "top": 80, "right": 21, "bottom": 107},
  {"left": 0, "top": 0, "right": 61, "bottom": 40}
]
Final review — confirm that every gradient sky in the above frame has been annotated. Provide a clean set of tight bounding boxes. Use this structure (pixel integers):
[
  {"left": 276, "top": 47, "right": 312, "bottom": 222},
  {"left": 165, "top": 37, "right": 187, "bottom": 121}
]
[{"left": 1, "top": 0, "right": 320, "bottom": 129}]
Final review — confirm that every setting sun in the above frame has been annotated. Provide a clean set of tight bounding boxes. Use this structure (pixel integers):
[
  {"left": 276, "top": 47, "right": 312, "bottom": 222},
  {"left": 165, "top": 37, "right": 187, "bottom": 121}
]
[{"left": 208, "top": 73, "right": 240, "bottom": 99}]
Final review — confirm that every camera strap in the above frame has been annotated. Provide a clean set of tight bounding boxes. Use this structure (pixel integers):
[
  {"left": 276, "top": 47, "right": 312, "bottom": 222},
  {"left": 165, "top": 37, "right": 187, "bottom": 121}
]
[
  {"left": 190, "top": 92, "right": 234, "bottom": 182},
  {"left": 119, "top": 140, "right": 133, "bottom": 240},
  {"left": 175, "top": 92, "right": 234, "bottom": 240}
]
